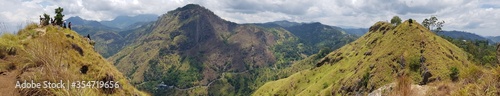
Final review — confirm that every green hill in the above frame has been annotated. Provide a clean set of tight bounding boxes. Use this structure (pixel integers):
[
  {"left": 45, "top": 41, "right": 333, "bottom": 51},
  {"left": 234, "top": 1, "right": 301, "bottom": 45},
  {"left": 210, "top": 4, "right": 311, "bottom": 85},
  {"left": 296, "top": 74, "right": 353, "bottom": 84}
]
[
  {"left": 254, "top": 20, "right": 500, "bottom": 95},
  {"left": 66, "top": 16, "right": 125, "bottom": 58},
  {"left": 0, "top": 24, "right": 147, "bottom": 95},
  {"left": 108, "top": 4, "right": 303, "bottom": 95},
  {"left": 107, "top": 4, "right": 357, "bottom": 95}
]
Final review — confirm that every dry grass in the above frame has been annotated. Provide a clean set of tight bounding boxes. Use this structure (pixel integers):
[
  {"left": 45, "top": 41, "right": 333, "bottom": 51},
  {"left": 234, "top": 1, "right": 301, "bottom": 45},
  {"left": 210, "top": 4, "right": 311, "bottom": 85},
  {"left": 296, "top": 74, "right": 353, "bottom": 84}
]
[
  {"left": 392, "top": 72, "right": 412, "bottom": 96},
  {"left": 254, "top": 20, "right": 476, "bottom": 95},
  {"left": 0, "top": 25, "right": 148, "bottom": 95}
]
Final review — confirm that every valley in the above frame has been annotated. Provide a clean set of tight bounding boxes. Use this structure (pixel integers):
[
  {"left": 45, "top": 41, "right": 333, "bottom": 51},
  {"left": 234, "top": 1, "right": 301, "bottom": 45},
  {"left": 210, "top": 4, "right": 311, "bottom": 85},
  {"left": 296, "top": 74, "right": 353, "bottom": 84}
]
[{"left": 1, "top": 2, "right": 500, "bottom": 96}]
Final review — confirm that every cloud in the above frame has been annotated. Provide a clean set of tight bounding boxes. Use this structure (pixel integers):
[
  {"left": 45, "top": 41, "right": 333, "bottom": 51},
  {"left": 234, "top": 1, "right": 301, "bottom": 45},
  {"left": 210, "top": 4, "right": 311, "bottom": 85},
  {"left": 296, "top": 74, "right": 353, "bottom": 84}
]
[{"left": 0, "top": 0, "right": 499, "bottom": 36}]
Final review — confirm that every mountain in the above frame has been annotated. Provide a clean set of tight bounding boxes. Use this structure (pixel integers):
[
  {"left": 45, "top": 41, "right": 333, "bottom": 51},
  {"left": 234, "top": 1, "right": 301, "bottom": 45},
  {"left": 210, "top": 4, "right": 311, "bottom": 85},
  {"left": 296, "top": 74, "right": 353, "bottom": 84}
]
[
  {"left": 107, "top": 4, "right": 358, "bottom": 95},
  {"left": 343, "top": 28, "right": 369, "bottom": 36},
  {"left": 66, "top": 16, "right": 125, "bottom": 58},
  {"left": 66, "top": 16, "right": 119, "bottom": 30},
  {"left": 0, "top": 24, "right": 146, "bottom": 95},
  {"left": 101, "top": 14, "right": 158, "bottom": 29},
  {"left": 255, "top": 20, "right": 500, "bottom": 95},
  {"left": 487, "top": 36, "right": 500, "bottom": 43},
  {"left": 437, "top": 30, "right": 494, "bottom": 44},
  {"left": 263, "top": 20, "right": 302, "bottom": 27},
  {"left": 109, "top": 4, "right": 298, "bottom": 95},
  {"left": 256, "top": 21, "right": 358, "bottom": 55}
]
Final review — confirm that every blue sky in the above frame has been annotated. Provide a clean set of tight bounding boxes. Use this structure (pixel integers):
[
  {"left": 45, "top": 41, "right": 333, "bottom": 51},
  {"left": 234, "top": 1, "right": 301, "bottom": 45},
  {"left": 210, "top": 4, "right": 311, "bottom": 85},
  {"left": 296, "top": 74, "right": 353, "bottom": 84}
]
[{"left": 1, "top": 0, "right": 499, "bottom": 36}]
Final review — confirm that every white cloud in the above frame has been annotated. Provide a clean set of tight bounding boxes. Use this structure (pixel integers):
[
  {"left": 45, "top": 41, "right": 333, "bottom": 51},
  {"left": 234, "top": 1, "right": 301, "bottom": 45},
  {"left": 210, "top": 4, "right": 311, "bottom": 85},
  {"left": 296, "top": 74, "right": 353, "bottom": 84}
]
[{"left": 0, "top": 0, "right": 499, "bottom": 36}]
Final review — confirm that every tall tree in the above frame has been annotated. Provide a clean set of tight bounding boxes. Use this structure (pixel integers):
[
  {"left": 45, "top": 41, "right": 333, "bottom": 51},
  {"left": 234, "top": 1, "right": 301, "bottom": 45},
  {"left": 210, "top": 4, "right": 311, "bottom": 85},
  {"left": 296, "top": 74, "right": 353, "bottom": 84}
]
[
  {"left": 390, "top": 16, "right": 402, "bottom": 26},
  {"left": 422, "top": 19, "right": 430, "bottom": 30},
  {"left": 54, "top": 7, "right": 64, "bottom": 26},
  {"left": 422, "top": 16, "right": 445, "bottom": 32}
]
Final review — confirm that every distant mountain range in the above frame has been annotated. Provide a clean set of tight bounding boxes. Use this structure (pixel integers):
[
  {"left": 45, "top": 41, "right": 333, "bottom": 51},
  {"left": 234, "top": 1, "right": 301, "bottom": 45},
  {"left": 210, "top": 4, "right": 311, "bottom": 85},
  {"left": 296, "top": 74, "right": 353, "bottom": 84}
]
[
  {"left": 100, "top": 14, "right": 158, "bottom": 29},
  {"left": 486, "top": 36, "right": 500, "bottom": 43},
  {"left": 437, "top": 30, "right": 495, "bottom": 44}
]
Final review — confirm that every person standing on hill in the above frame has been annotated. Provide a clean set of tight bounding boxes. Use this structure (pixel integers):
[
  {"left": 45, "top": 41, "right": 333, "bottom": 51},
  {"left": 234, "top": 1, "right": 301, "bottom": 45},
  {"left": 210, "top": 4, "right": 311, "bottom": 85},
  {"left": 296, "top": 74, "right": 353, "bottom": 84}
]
[
  {"left": 68, "top": 22, "right": 72, "bottom": 30},
  {"left": 39, "top": 15, "right": 42, "bottom": 26},
  {"left": 63, "top": 21, "right": 67, "bottom": 28}
]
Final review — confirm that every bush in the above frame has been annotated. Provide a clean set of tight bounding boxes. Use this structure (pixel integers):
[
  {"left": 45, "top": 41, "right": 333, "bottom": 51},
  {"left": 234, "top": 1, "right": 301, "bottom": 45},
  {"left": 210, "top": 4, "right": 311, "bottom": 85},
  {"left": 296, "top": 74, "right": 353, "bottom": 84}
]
[
  {"left": 409, "top": 57, "right": 420, "bottom": 72},
  {"left": 449, "top": 67, "right": 459, "bottom": 82}
]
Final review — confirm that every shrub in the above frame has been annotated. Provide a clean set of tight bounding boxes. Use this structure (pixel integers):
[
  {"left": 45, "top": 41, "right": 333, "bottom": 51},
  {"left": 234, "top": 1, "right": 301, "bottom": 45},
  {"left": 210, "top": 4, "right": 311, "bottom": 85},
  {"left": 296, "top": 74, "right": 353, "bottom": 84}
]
[
  {"left": 390, "top": 16, "right": 402, "bottom": 26},
  {"left": 359, "top": 72, "right": 370, "bottom": 89},
  {"left": 449, "top": 67, "right": 459, "bottom": 82},
  {"left": 409, "top": 57, "right": 420, "bottom": 72},
  {"left": 323, "top": 83, "right": 328, "bottom": 88}
]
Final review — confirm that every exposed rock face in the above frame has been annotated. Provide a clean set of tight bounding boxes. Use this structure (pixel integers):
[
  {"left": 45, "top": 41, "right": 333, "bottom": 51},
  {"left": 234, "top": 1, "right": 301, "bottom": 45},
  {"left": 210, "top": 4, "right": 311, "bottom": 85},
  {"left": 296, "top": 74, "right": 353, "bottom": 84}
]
[{"left": 419, "top": 69, "right": 433, "bottom": 85}]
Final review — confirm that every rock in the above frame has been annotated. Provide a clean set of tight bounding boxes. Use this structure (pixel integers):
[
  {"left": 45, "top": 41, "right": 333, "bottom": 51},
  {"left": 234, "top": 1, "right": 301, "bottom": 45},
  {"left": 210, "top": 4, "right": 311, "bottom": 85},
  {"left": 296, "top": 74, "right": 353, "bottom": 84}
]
[
  {"left": 71, "top": 43, "right": 84, "bottom": 56},
  {"left": 364, "top": 51, "right": 372, "bottom": 56},
  {"left": 419, "top": 69, "right": 433, "bottom": 85},
  {"left": 420, "top": 56, "right": 426, "bottom": 63},
  {"left": 399, "top": 55, "right": 405, "bottom": 68},
  {"left": 316, "top": 57, "right": 330, "bottom": 67}
]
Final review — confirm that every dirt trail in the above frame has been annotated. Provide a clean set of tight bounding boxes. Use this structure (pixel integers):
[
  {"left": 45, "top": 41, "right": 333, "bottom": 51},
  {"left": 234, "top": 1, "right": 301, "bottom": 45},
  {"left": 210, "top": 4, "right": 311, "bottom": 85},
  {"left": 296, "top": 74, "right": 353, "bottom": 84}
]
[
  {"left": 34, "top": 28, "right": 46, "bottom": 36},
  {"left": 0, "top": 70, "right": 20, "bottom": 96}
]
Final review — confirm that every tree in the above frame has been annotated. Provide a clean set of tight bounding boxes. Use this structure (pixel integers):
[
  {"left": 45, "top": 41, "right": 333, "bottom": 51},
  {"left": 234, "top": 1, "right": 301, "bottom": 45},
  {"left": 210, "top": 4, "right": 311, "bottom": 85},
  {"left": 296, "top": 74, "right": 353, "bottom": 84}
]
[
  {"left": 422, "top": 19, "right": 430, "bottom": 30},
  {"left": 42, "top": 13, "right": 50, "bottom": 26},
  {"left": 422, "top": 16, "right": 445, "bottom": 32},
  {"left": 390, "top": 16, "right": 402, "bottom": 26},
  {"left": 54, "top": 7, "right": 64, "bottom": 26}
]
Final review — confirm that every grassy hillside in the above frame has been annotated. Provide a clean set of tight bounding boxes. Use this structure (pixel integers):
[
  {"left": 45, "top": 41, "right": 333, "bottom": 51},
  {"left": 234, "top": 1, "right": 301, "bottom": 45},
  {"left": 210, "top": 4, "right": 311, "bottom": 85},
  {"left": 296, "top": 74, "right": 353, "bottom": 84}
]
[
  {"left": 254, "top": 20, "right": 500, "bottom": 95},
  {"left": 0, "top": 24, "right": 147, "bottom": 95},
  {"left": 106, "top": 4, "right": 355, "bottom": 95}
]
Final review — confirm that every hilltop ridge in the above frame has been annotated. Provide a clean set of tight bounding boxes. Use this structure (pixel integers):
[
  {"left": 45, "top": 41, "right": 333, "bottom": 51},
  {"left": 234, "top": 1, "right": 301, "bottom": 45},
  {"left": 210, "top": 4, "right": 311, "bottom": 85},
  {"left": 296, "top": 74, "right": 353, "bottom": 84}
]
[
  {"left": 0, "top": 24, "right": 147, "bottom": 95},
  {"left": 254, "top": 20, "right": 500, "bottom": 95}
]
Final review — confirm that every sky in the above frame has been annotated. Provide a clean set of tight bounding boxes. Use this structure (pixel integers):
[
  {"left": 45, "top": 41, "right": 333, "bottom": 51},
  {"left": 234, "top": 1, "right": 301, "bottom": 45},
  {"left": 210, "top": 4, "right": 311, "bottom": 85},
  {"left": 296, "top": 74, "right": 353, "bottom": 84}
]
[{"left": 0, "top": 0, "right": 499, "bottom": 36}]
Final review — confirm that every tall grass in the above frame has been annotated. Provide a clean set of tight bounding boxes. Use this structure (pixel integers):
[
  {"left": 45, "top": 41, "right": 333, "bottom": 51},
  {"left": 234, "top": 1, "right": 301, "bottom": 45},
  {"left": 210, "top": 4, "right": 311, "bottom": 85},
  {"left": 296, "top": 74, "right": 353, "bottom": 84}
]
[{"left": 393, "top": 72, "right": 412, "bottom": 96}]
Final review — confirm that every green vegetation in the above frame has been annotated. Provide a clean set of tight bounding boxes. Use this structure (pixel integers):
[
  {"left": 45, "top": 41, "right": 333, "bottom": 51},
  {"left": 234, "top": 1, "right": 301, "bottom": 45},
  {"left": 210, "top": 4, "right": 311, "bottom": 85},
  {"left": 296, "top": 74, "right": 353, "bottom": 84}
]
[
  {"left": 54, "top": 7, "right": 64, "bottom": 26},
  {"left": 422, "top": 16, "right": 445, "bottom": 32},
  {"left": 441, "top": 36, "right": 498, "bottom": 66},
  {"left": 42, "top": 13, "right": 50, "bottom": 26},
  {"left": 390, "top": 16, "right": 402, "bottom": 26},
  {"left": 449, "top": 67, "right": 459, "bottom": 82},
  {"left": 409, "top": 56, "right": 420, "bottom": 72},
  {"left": 107, "top": 4, "right": 356, "bottom": 95},
  {"left": 254, "top": 20, "right": 477, "bottom": 95}
]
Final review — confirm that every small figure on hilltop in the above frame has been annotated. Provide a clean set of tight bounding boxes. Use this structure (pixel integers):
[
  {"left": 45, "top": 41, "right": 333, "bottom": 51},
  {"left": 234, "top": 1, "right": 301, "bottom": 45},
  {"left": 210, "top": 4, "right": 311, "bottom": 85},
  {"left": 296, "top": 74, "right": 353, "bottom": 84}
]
[
  {"left": 86, "top": 34, "right": 91, "bottom": 40},
  {"left": 39, "top": 15, "right": 43, "bottom": 26},
  {"left": 63, "top": 21, "right": 67, "bottom": 28},
  {"left": 68, "top": 22, "right": 72, "bottom": 30},
  {"left": 51, "top": 18, "right": 54, "bottom": 25}
]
